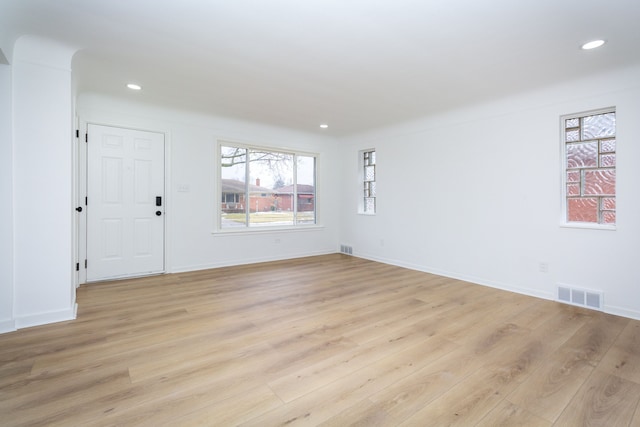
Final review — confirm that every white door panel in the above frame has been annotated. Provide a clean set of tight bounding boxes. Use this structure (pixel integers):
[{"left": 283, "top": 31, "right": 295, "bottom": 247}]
[{"left": 87, "top": 124, "right": 165, "bottom": 281}]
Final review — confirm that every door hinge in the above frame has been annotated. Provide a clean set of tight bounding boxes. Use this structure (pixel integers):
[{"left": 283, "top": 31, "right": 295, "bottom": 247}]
[
  {"left": 76, "top": 262, "right": 80, "bottom": 271},
  {"left": 75, "top": 129, "right": 79, "bottom": 138},
  {"left": 84, "top": 259, "right": 87, "bottom": 269},
  {"left": 85, "top": 133, "right": 88, "bottom": 143},
  {"left": 85, "top": 196, "right": 88, "bottom": 205}
]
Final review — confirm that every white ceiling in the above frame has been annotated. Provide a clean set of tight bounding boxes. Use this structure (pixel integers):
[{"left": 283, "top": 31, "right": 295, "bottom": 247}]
[{"left": 2, "top": 0, "right": 640, "bottom": 136}]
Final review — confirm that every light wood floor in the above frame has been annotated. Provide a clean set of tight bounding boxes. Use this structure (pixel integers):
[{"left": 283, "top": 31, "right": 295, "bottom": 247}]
[{"left": 2, "top": 254, "right": 640, "bottom": 426}]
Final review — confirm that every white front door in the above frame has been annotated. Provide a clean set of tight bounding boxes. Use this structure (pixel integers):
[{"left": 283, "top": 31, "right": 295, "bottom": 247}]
[{"left": 87, "top": 124, "right": 165, "bottom": 281}]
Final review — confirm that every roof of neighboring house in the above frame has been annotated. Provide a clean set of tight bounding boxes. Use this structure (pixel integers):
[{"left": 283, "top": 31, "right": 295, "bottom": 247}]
[
  {"left": 275, "top": 184, "right": 315, "bottom": 194},
  {"left": 221, "top": 179, "right": 274, "bottom": 194}
]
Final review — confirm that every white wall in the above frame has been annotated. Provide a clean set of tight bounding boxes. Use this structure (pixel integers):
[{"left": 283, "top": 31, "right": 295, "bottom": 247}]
[
  {"left": 12, "top": 36, "right": 77, "bottom": 328},
  {"left": 0, "top": 61, "right": 14, "bottom": 332},
  {"left": 341, "top": 64, "right": 640, "bottom": 320},
  {"left": 77, "top": 94, "right": 341, "bottom": 274}
]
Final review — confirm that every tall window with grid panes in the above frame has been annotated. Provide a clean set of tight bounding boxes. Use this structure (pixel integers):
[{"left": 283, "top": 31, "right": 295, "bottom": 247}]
[
  {"left": 563, "top": 109, "right": 616, "bottom": 226},
  {"left": 362, "top": 150, "right": 376, "bottom": 214}
]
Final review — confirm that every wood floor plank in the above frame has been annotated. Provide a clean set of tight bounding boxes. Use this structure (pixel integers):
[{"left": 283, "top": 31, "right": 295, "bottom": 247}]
[
  {"left": 1, "top": 254, "right": 639, "bottom": 426},
  {"left": 480, "top": 306, "right": 595, "bottom": 388},
  {"left": 1, "top": 368, "right": 132, "bottom": 427},
  {"left": 475, "top": 400, "right": 551, "bottom": 427},
  {"left": 506, "top": 312, "right": 629, "bottom": 423},
  {"left": 397, "top": 366, "right": 523, "bottom": 426},
  {"left": 368, "top": 342, "right": 491, "bottom": 422},
  {"left": 631, "top": 402, "right": 640, "bottom": 427},
  {"left": 554, "top": 369, "right": 640, "bottom": 426},
  {"left": 597, "top": 320, "right": 640, "bottom": 384},
  {"left": 370, "top": 301, "right": 568, "bottom": 422},
  {"left": 118, "top": 384, "right": 283, "bottom": 427},
  {"left": 505, "top": 298, "right": 563, "bottom": 330},
  {"left": 268, "top": 328, "right": 456, "bottom": 403},
  {"left": 317, "top": 398, "right": 393, "bottom": 427},
  {"left": 241, "top": 336, "right": 457, "bottom": 426}
]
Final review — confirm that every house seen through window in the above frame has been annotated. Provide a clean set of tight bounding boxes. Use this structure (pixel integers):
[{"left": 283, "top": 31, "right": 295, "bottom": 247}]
[{"left": 219, "top": 144, "right": 316, "bottom": 229}]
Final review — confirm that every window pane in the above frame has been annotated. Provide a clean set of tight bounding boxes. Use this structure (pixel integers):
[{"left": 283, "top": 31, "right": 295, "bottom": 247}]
[
  {"left": 249, "top": 150, "right": 293, "bottom": 227},
  {"left": 602, "top": 198, "right": 616, "bottom": 210},
  {"left": 565, "top": 118, "right": 579, "bottom": 128},
  {"left": 600, "top": 139, "right": 616, "bottom": 153},
  {"left": 602, "top": 211, "right": 616, "bottom": 224},
  {"left": 365, "top": 197, "right": 375, "bottom": 213},
  {"left": 565, "top": 129, "right": 580, "bottom": 142},
  {"left": 566, "top": 142, "right": 597, "bottom": 169},
  {"left": 584, "top": 170, "right": 615, "bottom": 196},
  {"left": 566, "top": 170, "right": 580, "bottom": 183},
  {"left": 567, "top": 198, "right": 598, "bottom": 223},
  {"left": 295, "top": 156, "right": 316, "bottom": 225},
  {"left": 599, "top": 154, "right": 615, "bottom": 167},
  {"left": 567, "top": 183, "right": 580, "bottom": 196},
  {"left": 582, "top": 112, "right": 616, "bottom": 140},
  {"left": 365, "top": 165, "right": 375, "bottom": 181},
  {"left": 221, "top": 146, "right": 247, "bottom": 228}
]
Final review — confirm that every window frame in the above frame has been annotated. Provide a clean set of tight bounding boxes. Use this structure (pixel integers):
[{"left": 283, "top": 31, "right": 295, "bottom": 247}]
[
  {"left": 215, "top": 140, "right": 320, "bottom": 233},
  {"left": 560, "top": 107, "right": 616, "bottom": 231}
]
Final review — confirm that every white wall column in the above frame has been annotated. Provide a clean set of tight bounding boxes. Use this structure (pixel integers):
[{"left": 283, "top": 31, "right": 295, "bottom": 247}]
[
  {"left": 0, "top": 52, "right": 14, "bottom": 332},
  {"left": 12, "top": 36, "right": 77, "bottom": 328}
]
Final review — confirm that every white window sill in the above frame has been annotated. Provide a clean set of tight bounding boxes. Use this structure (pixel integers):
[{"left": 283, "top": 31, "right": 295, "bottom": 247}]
[
  {"left": 212, "top": 224, "right": 325, "bottom": 236},
  {"left": 560, "top": 222, "right": 616, "bottom": 231}
]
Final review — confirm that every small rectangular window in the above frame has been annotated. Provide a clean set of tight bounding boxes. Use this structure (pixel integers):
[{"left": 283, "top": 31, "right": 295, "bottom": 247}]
[
  {"left": 360, "top": 149, "right": 376, "bottom": 214},
  {"left": 219, "top": 143, "right": 317, "bottom": 230},
  {"left": 562, "top": 109, "right": 616, "bottom": 227}
]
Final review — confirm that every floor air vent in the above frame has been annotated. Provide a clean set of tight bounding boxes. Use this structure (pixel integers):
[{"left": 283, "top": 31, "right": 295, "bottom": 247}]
[
  {"left": 557, "top": 285, "right": 603, "bottom": 311},
  {"left": 340, "top": 244, "right": 353, "bottom": 255}
]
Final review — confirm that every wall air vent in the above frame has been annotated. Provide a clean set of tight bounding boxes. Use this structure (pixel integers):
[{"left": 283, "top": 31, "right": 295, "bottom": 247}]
[
  {"left": 557, "top": 284, "right": 603, "bottom": 311},
  {"left": 339, "top": 244, "right": 353, "bottom": 255}
]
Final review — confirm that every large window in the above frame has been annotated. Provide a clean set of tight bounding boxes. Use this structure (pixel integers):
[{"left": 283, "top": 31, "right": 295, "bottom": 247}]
[
  {"left": 562, "top": 108, "right": 616, "bottom": 226},
  {"left": 219, "top": 143, "right": 317, "bottom": 229}
]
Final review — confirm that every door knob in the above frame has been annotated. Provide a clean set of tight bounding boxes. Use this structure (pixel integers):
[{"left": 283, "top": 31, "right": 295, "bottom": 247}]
[
  {"left": 75, "top": 207, "right": 83, "bottom": 212},
  {"left": 156, "top": 211, "right": 162, "bottom": 216}
]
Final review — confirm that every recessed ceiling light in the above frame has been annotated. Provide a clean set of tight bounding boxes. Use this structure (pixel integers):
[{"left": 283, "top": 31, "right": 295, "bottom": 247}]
[
  {"left": 319, "top": 124, "right": 328, "bottom": 129},
  {"left": 127, "top": 83, "right": 142, "bottom": 90},
  {"left": 581, "top": 40, "right": 606, "bottom": 50}
]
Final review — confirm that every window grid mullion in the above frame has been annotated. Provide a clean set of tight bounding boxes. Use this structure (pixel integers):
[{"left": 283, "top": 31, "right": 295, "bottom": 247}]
[
  {"left": 293, "top": 154, "right": 298, "bottom": 226},
  {"left": 245, "top": 148, "right": 250, "bottom": 227}
]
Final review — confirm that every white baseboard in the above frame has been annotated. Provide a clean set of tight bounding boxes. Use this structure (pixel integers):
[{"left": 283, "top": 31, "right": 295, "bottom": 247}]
[
  {"left": 355, "top": 252, "right": 640, "bottom": 321},
  {"left": 354, "top": 251, "right": 555, "bottom": 301},
  {"left": 14, "top": 304, "right": 77, "bottom": 330},
  {"left": 170, "top": 249, "right": 336, "bottom": 274},
  {"left": 0, "top": 319, "right": 16, "bottom": 334},
  {"left": 604, "top": 305, "right": 640, "bottom": 321}
]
